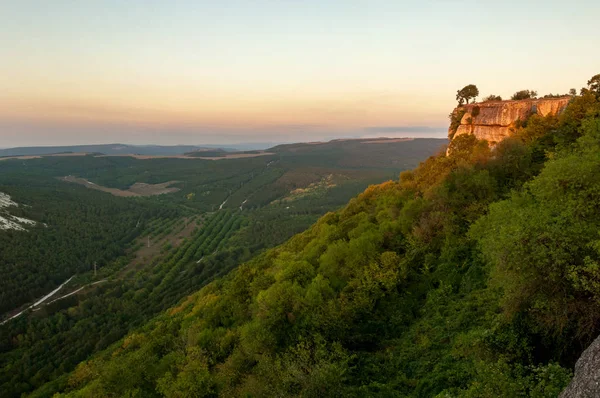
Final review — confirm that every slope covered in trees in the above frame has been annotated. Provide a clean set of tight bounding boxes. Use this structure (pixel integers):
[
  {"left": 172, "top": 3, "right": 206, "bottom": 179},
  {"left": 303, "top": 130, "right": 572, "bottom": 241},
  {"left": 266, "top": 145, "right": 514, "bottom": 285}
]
[
  {"left": 0, "top": 138, "right": 445, "bottom": 397},
  {"left": 0, "top": 138, "right": 440, "bottom": 317},
  {"left": 46, "top": 91, "right": 600, "bottom": 397},
  {"left": 0, "top": 178, "right": 180, "bottom": 315}
]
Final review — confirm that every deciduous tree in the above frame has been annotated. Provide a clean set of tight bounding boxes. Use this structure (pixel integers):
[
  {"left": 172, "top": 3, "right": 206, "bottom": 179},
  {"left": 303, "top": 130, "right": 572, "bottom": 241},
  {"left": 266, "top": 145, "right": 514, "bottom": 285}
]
[{"left": 456, "top": 84, "right": 479, "bottom": 105}]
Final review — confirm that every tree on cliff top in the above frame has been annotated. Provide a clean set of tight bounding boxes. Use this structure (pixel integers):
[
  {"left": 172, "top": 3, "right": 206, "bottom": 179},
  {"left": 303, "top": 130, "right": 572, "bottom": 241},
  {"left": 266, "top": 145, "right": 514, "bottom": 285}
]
[
  {"left": 456, "top": 84, "right": 479, "bottom": 105},
  {"left": 586, "top": 74, "right": 600, "bottom": 95},
  {"left": 511, "top": 90, "right": 538, "bottom": 100},
  {"left": 483, "top": 94, "right": 502, "bottom": 102}
]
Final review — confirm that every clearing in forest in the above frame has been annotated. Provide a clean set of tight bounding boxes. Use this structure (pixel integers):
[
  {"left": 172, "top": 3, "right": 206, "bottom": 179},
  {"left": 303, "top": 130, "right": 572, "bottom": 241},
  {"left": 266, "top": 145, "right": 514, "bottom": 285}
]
[
  {"left": 59, "top": 176, "right": 180, "bottom": 197},
  {"left": 132, "top": 217, "right": 202, "bottom": 265}
]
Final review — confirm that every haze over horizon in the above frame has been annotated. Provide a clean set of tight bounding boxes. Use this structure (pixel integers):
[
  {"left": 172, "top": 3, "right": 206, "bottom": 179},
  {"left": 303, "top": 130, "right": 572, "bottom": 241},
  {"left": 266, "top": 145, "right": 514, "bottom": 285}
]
[{"left": 1, "top": 0, "right": 599, "bottom": 147}]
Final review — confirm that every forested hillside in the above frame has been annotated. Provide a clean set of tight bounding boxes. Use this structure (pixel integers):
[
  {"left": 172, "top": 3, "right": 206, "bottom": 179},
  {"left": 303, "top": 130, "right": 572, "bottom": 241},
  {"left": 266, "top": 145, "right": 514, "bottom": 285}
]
[
  {"left": 0, "top": 139, "right": 439, "bottom": 312},
  {"left": 0, "top": 178, "right": 179, "bottom": 314},
  {"left": 0, "top": 138, "right": 443, "bottom": 397},
  {"left": 46, "top": 88, "right": 600, "bottom": 397}
]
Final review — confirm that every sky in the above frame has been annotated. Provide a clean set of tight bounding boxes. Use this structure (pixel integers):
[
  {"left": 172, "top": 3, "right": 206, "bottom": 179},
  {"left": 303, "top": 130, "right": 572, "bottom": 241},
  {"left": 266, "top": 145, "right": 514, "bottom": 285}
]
[{"left": 1, "top": 0, "right": 599, "bottom": 147}]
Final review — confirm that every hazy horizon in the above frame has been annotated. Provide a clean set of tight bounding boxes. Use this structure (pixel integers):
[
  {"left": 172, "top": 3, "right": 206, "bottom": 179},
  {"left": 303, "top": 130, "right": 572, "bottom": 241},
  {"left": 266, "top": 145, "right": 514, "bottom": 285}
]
[
  {"left": 0, "top": 131, "right": 449, "bottom": 151},
  {"left": 2, "top": 1, "right": 599, "bottom": 147}
]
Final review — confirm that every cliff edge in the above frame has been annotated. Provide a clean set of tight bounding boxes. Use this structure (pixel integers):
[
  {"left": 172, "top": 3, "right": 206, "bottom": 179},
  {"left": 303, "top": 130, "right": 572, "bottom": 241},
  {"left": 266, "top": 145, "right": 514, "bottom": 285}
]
[{"left": 448, "top": 97, "right": 571, "bottom": 144}]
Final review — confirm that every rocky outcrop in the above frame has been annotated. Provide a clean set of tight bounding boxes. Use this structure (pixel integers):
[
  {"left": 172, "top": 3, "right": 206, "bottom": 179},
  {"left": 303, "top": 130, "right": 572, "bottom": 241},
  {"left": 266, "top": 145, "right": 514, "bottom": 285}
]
[
  {"left": 560, "top": 335, "right": 600, "bottom": 397},
  {"left": 448, "top": 97, "right": 571, "bottom": 144}
]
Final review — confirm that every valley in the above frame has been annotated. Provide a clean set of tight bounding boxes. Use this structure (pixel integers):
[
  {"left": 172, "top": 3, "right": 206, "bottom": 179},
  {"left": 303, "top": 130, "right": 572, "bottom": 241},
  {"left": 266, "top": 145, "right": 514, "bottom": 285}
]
[{"left": 0, "top": 137, "right": 444, "bottom": 397}]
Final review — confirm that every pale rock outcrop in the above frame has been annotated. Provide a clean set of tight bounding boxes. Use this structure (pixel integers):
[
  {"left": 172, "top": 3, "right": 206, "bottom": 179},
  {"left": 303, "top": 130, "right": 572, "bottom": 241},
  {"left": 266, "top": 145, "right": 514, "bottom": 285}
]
[
  {"left": 0, "top": 192, "right": 36, "bottom": 231},
  {"left": 560, "top": 335, "right": 600, "bottom": 397},
  {"left": 449, "top": 97, "right": 571, "bottom": 144}
]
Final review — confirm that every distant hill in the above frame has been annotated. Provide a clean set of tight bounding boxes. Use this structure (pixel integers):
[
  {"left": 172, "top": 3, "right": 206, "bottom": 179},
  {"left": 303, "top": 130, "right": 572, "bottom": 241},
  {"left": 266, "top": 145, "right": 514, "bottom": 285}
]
[
  {"left": 184, "top": 149, "right": 266, "bottom": 158},
  {"left": 270, "top": 137, "right": 447, "bottom": 169},
  {"left": 0, "top": 142, "right": 291, "bottom": 157},
  {"left": 182, "top": 148, "right": 228, "bottom": 157},
  {"left": 0, "top": 139, "right": 446, "bottom": 160},
  {"left": 0, "top": 144, "right": 212, "bottom": 157}
]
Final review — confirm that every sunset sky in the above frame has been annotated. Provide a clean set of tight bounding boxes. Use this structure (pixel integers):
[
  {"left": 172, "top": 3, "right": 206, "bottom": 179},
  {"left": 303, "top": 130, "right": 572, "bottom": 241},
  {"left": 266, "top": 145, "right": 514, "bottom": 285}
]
[{"left": 1, "top": 0, "right": 599, "bottom": 147}]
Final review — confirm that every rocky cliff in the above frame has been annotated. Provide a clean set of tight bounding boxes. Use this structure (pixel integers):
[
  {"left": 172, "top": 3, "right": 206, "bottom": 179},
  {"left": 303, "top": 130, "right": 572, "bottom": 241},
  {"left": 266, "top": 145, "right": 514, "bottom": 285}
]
[
  {"left": 448, "top": 97, "right": 571, "bottom": 144},
  {"left": 560, "top": 335, "right": 600, "bottom": 397}
]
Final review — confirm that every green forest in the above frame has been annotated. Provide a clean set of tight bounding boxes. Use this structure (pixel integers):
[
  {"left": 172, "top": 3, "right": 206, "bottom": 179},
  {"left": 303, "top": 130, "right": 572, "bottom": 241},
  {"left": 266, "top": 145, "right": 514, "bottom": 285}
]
[
  {"left": 0, "top": 139, "right": 436, "bottom": 315},
  {"left": 0, "top": 138, "right": 443, "bottom": 397},
  {"left": 0, "top": 178, "right": 181, "bottom": 314},
  {"left": 25, "top": 85, "right": 600, "bottom": 397}
]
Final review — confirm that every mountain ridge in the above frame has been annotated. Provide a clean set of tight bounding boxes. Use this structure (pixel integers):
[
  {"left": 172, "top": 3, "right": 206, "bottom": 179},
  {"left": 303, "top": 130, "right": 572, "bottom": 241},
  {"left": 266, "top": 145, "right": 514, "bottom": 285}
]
[{"left": 0, "top": 144, "right": 230, "bottom": 157}]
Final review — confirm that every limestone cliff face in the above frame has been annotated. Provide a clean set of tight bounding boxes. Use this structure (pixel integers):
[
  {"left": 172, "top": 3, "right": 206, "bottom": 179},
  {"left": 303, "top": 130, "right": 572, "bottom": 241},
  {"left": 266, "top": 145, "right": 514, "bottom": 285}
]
[{"left": 448, "top": 97, "right": 571, "bottom": 144}]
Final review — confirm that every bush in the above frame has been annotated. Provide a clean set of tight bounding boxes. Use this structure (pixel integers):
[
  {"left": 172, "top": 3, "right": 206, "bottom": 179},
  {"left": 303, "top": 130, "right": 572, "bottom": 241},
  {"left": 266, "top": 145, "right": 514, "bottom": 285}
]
[
  {"left": 511, "top": 90, "right": 538, "bottom": 100},
  {"left": 448, "top": 109, "right": 467, "bottom": 139},
  {"left": 542, "top": 93, "right": 568, "bottom": 98},
  {"left": 482, "top": 95, "right": 502, "bottom": 102}
]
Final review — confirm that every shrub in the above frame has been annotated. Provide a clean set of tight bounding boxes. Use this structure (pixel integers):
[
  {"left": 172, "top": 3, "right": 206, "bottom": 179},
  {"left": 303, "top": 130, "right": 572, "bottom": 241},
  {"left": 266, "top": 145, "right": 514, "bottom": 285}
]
[
  {"left": 482, "top": 95, "right": 502, "bottom": 102},
  {"left": 511, "top": 90, "right": 538, "bottom": 100},
  {"left": 542, "top": 93, "right": 568, "bottom": 98},
  {"left": 448, "top": 109, "right": 467, "bottom": 139}
]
